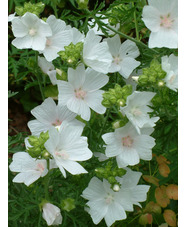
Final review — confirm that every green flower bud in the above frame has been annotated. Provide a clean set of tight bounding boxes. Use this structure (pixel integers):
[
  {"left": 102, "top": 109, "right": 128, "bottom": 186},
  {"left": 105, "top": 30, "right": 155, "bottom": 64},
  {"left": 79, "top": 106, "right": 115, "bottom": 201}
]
[
  {"left": 138, "top": 74, "right": 149, "bottom": 85},
  {"left": 77, "top": 0, "right": 89, "bottom": 9},
  {"left": 117, "top": 99, "right": 125, "bottom": 107},
  {"left": 15, "top": 2, "right": 45, "bottom": 17},
  {"left": 61, "top": 198, "right": 75, "bottom": 212},
  {"left": 108, "top": 176, "right": 117, "bottom": 184},
  {"left": 117, "top": 168, "right": 126, "bottom": 177},
  {"left": 101, "top": 99, "right": 112, "bottom": 108},
  {"left": 109, "top": 96, "right": 117, "bottom": 104},
  {"left": 56, "top": 68, "right": 67, "bottom": 81},
  {"left": 149, "top": 75, "right": 157, "bottom": 83}
]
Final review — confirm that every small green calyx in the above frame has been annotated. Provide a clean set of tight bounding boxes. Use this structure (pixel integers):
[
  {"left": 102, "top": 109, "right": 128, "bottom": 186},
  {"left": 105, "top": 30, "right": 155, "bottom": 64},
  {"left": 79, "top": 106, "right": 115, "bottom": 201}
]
[
  {"left": 76, "top": 0, "right": 89, "bottom": 9},
  {"left": 61, "top": 198, "right": 76, "bottom": 212},
  {"left": 138, "top": 59, "right": 166, "bottom": 87},
  {"left": 58, "top": 42, "right": 83, "bottom": 69},
  {"left": 102, "top": 84, "right": 132, "bottom": 108},
  {"left": 15, "top": 2, "right": 45, "bottom": 17},
  {"left": 95, "top": 161, "right": 126, "bottom": 189},
  {"left": 112, "top": 117, "right": 129, "bottom": 129},
  {"left": 56, "top": 68, "right": 67, "bottom": 81},
  {"left": 27, "top": 132, "right": 50, "bottom": 159}
]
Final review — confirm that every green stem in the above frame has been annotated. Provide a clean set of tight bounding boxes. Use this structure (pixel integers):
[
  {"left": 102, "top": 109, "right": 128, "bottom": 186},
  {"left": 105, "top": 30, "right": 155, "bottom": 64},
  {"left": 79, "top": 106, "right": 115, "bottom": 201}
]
[
  {"left": 35, "top": 52, "right": 45, "bottom": 101},
  {"left": 98, "top": 108, "right": 111, "bottom": 138},
  {"left": 149, "top": 161, "right": 152, "bottom": 176},
  {"left": 94, "top": 17, "right": 159, "bottom": 54},
  {"left": 132, "top": 2, "right": 140, "bottom": 41}
]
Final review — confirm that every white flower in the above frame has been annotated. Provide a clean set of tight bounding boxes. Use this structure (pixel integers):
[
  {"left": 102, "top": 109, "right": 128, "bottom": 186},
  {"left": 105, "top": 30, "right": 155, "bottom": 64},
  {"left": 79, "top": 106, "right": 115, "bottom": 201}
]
[
  {"left": 57, "top": 64, "right": 109, "bottom": 121},
  {"left": 11, "top": 12, "right": 52, "bottom": 50},
  {"left": 142, "top": 0, "right": 178, "bottom": 48},
  {"left": 102, "top": 122, "right": 155, "bottom": 167},
  {"left": 41, "top": 15, "right": 72, "bottom": 62},
  {"left": 107, "top": 35, "right": 140, "bottom": 79},
  {"left": 44, "top": 122, "right": 92, "bottom": 178},
  {"left": 161, "top": 54, "right": 178, "bottom": 91},
  {"left": 94, "top": 152, "right": 109, "bottom": 162},
  {"left": 42, "top": 203, "right": 62, "bottom": 226},
  {"left": 83, "top": 30, "right": 112, "bottom": 73},
  {"left": 28, "top": 97, "right": 82, "bottom": 136},
  {"left": 38, "top": 57, "right": 57, "bottom": 85},
  {"left": 82, "top": 168, "right": 150, "bottom": 227},
  {"left": 120, "top": 91, "right": 159, "bottom": 134},
  {"left": 9, "top": 152, "right": 48, "bottom": 186}
]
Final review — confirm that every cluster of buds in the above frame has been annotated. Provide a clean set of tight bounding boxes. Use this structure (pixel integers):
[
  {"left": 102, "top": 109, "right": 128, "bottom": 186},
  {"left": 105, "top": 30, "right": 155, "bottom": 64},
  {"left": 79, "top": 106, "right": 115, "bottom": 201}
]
[
  {"left": 58, "top": 42, "right": 83, "bottom": 68},
  {"left": 26, "top": 132, "right": 51, "bottom": 159},
  {"left": 138, "top": 59, "right": 166, "bottom": 87},
  {"left": 15, "top": 2, "right": 45, "bottom": 17},
  {"left": 102, "top": 84, "right": 132, "bottom": 108},
  {"left": 95, "top": 161, "right": 126, "bottom": 189}
]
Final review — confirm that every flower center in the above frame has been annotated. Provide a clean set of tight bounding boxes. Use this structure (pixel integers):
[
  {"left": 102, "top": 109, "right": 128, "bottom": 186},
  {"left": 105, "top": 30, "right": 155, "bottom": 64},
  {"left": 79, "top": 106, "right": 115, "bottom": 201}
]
[
  {"left": 55, "top": 150, "right": 69, "bottom": 160},
  {"left": 169, "top": 74, "right": 176, "bottom": 84},
  {"left": 113, "top": 56, "right": 121, "bottom": 65},
  {"left": 122, "top": 136, "right": 133, "bottom": 147},
  {"left": 160, "top": 14, "right": 174, "bottom": 28},
  {"left": 131, "top": 108, "right": 142, "bottom": 116},
  {"left": 46, "top": 38, "right": 52, "bottom": 46},
  {"left": 105, "top": 194, "right": 114, "bottom": 204},
  {"left": 52, "top": 119, "right": 62, "bottom": 127},
  {"left": 29, "top": 28, "right": 37, "bottom": 36},
  {"left": 75, "top": 88, "right": 87, "bottom": 100},
  {"left": 36, "top": 163, "right": 45, "bottom": 173}
]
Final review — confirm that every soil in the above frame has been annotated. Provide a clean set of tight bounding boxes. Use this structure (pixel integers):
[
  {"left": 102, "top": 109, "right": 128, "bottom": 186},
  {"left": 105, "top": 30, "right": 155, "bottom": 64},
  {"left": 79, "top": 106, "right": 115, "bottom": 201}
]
[{"left": 8, "top": 98, "right": 31, "bottom": 136}]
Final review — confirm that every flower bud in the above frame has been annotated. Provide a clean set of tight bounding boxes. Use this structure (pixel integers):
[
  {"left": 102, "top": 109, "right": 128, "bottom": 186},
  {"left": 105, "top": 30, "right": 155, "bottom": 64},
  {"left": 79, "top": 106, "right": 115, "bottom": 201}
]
[
  {"left": 61, "top": 198, "right": 75, "bottom": 212},
  {"left": 42, "top": 203, "right": 62, "bottom": 226},
  {"left": 77, "top": 0, "right": 89, "bottom": 10},
  {"left": 113, "top": 184, "right": 120, "bottom": 191}
]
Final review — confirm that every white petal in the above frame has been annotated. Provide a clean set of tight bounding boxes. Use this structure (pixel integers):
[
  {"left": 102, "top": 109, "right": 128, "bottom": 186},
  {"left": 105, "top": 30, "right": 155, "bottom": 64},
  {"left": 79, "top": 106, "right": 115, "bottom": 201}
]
[
  {"left": 32, "top": 35, "right": 46, "bottom": 51},
  {"left": 108, "top": 62, "right": 121, "bottom": 73},
  {"left": 13, "top": 171, "right": 41, "bottom": 186},
  {"left": 119, "top": 40, "right": 140, "bottom": 59},
  {"left": 31, "top": 98, "right": 57, "bottom": 124},
  {"left": 149, "top": 29, "right": 178, "bottom": 49},
  {"left": 83, "top": 68, "right": 109, "bottom": 91},
  {"left": 9, "top": 152, "right": 36, "bottom": 172},
  {"left": 88, "top": 202, "right": 108, "bottom": 225},
  {"left": 104, "top": 202, "right": 126, "bottom": 227},
  {"left": 57, "top": 81, "right": 74, "bottom": 105},
  {"left": 68, "top": 65, "right": 86, "bottom": 89},
  {"left": 82, "top": 177, "right": 106, "bottom": 201},
  {"left": 142, "top": 5, "right": 161, "bottom": 32},
  {"left": 47, "top": 15, "right": 66, "bottom": 33},
  {"left": 107, "top": 35, "right": 121, "bottom": 56},
  {"left": 67, "top": 98, "right": 91, "bottom": 121},
  {"left": 12, "top": 18, "right": 28, "bottom": 37},
  {"left": 38, "top": 56, "right": 54, "bottom": 73},
  {"left": 119, "top": 58, "right": 140, "bottom": 79},
  {"left": 60, "top": 160, "right": 87, "bottom": 175},
  {"left": 12, "top": 35, "right": 32, "bottom": 49},
  {"left": 117, "top": 148, "right": 140, "bottom": 167},
  {"left": 119, "top": 168, "right": 142, "bottom": 188},
  {"left": 27, "top": 119, "right": 51, "bottom": 136},
  {"left": 85, "top": 90, "right": 106, "bottom": 114},
  {"left": 47, "top": 70, "right": 57, "bottom": 85},
  {"left": 130, "top": 185, "right": 150, "bottom": 202}
]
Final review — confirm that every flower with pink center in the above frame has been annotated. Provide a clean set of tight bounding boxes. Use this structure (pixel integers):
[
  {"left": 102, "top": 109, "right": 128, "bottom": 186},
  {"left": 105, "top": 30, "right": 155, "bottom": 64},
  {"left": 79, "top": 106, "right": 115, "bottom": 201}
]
[
  {"left": 122, "top": 136, "right": 133, "bottom": 147},
  {"left": 11, "top": 12, "right": 52, "bottom": 51},
  {"left": 28, "top": 97, "right": 83, "bottom": 136},
  {"left": 82, "top": 168, "right": 150, "bottom": 227},
  {"left": 40, "top": 15, "right": 73, "bottom": 62},
  {"left": 44, "top": 122, "right": 92, "bottom": 178},
  {"left": 9, "top": 152, "right": 48, "bottom": 186},
  {"left": 142, "top": 0, "right": 177, "bottom": 48},
  {"left": 57, "top": 64, "right": 109, "bottom": 121},
  {"left": 120, "top": 91, "right": 159, "bottom": 134},
  {"left": 102, "top": 122, "right": 155, "bottom": 168},
  {"left": 107, "top": 35, "right": 140, "bottom": 79}
]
